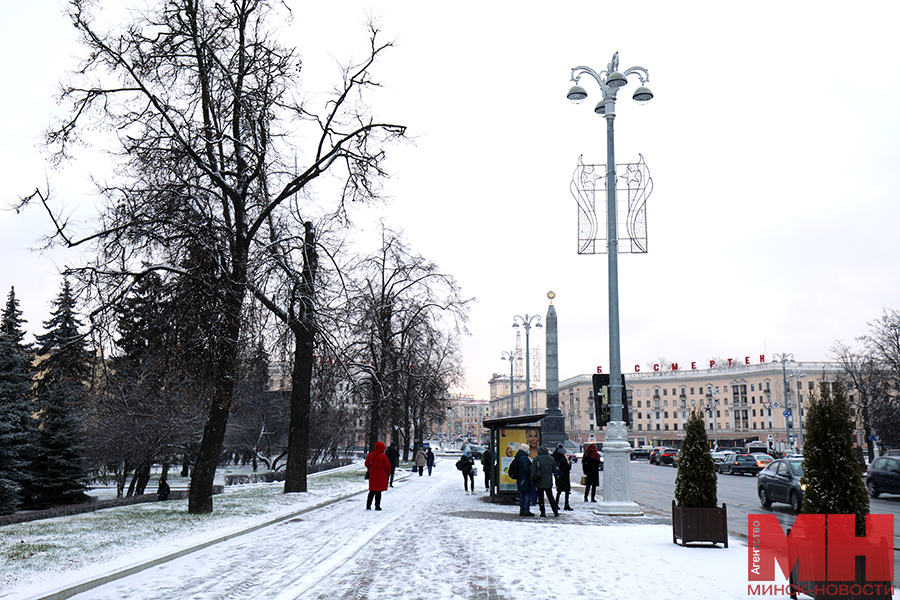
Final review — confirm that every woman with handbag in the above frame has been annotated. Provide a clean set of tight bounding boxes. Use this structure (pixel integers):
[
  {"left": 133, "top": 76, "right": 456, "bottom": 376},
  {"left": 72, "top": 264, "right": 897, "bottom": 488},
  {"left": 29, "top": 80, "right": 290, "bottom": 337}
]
[
  {"left": 365, "top": 441, "right": 393, "bottom": 510},
  {"left": 582, "top": 442, "right": 602, "bottom": 502}
]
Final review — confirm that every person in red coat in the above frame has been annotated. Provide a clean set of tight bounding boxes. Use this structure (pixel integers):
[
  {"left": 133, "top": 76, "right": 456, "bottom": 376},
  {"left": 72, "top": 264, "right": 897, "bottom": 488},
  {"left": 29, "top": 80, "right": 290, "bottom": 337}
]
[{"left": 365, "top": 441, "right": 393, "bottom": 510}]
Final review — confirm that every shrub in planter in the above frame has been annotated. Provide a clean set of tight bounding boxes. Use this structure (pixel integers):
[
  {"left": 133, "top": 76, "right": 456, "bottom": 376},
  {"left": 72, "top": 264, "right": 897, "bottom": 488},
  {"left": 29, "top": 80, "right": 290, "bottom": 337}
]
[
  {"left": 793, "top": 380, "right": 889, "bottom": 600},
  {"left": 672, "top": 408, "right": 727, "bottom": 547}
]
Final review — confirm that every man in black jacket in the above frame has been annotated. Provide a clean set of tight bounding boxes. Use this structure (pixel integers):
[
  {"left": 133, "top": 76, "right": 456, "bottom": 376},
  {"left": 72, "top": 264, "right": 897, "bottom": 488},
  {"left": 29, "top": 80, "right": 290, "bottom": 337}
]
[{"left": 385, "top": 442, "right": 400, "bottom": 487}]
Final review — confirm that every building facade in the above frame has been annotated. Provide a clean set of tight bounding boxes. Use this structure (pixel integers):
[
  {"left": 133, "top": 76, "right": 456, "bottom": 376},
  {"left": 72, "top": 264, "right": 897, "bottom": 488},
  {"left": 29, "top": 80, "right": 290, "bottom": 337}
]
[
  {"left": 443, "top": 395, "right": 491, "bottom": 440},
  {"left": 492, "top": 361, "right": 856, "bottom": 451}
]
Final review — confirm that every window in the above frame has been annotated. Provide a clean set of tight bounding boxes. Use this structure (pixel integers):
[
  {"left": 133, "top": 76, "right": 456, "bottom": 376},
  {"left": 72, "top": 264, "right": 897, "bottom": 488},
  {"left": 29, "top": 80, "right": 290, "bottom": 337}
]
[
  {"left": 690, "top": 387, "right": 695, "bottom": 395},
  {"left": 637, "top": 400, "right": 642, "bottom": 408},
  {"left": 664, "top": 411, "right": 669, "bottom": 419},
  {"left": 664, "top": 400, "right": 668, "bottom": 407},
  {"left": 663, "top": 388, "right": 668, "bottom": 396},
  {"left": 637, "top": 424, "right": 642, "bottom": 431},
  {"left": 656, "top": 423, "right": 661, "bottom": 430},
  {"left": 637, "top": 412, "right": 642, "bottom": 419},
  {"left": 664, "top": 423, "right": 669, "bottom": 430},
  {"left": 673, "top": 423, "right": 679, "bottom": 430}
]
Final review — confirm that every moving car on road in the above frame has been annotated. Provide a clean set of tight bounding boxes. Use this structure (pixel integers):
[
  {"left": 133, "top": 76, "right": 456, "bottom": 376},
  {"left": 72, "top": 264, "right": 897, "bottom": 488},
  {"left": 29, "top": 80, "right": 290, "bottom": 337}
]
[
  {"left": 657, "top": 448, "right": 678, "bottom": 466},
  {"left": 717, "top": 453, "right": 761, "bottom": 475},
  {"left": 757, "top": 458, "right": 805, "bottom": 513}
]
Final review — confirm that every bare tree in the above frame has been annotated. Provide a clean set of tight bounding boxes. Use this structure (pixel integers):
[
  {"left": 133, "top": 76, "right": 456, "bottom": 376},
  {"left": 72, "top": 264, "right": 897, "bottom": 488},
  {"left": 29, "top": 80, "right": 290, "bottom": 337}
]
[
  {"left": 349, "top": 227, "right": 470, "bottom": 457},
  {"left": 20, "top": 0, "right": 405, "bottom": 513},
  {"left": 831, "top": 339, "right": 884, "bottom": 462}
]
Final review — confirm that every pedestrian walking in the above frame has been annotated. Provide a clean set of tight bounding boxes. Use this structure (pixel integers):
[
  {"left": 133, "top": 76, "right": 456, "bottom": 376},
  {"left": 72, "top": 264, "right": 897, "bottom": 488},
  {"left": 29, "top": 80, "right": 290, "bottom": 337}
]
[
  {"left": 530, "top": 446, "right": 560, "bottom": 517},
  {"left": 426, "top": 447, "right": 435, "bottom": 476},
  {"left": 582, "top": 442, "right": 602, "bottom": 503},
  {"left": 365, "top": 441, "right": 393, "bottom": 510},
  {"left": 508, "top": 443, "right": 534, "bottom": 516},
  {"left": 552, "top": 443, "right": 573, "bottom": 511},
  {"left": 457, "top": 447, "right": 476, "bottom": 494},
  {"left": 385, "top": 441, "right": 400, "bottom": 487},
  {"left": 415, "top": 447, "right": 427, "bottom": 476},
  {"left": 480, "top": 447, "right": 492, "bottom": 490}
]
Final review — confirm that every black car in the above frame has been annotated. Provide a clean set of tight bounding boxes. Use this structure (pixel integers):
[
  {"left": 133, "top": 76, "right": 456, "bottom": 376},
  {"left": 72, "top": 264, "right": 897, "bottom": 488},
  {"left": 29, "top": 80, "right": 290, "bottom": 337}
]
[
  {"left": 630, "top": 446, "right": 651, "bottom": 460},
  {"left": 717, "top": 453, "right": 761, "bottom": 475},
  {"left": 866, "top": 456, "right": 900, "bottom": 498},
  {"left": 657, "top": 448, "right": 678, "bottom": 466},
  {"left": 757, "top": 458, "right": 805, "bottom": 513}
]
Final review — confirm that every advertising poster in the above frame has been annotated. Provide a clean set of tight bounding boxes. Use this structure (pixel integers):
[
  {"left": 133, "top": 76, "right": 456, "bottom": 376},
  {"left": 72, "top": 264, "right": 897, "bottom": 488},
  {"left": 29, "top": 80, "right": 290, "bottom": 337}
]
[{"left": 497, "top": 426, "right": 541, "bottom": 492}]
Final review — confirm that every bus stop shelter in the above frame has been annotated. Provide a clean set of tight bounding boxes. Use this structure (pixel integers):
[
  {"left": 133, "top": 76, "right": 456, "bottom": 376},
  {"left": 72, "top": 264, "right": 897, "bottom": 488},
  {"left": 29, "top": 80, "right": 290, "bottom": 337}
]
[{"left": 482, "top": 414, "right": 547, "bottom": 502}]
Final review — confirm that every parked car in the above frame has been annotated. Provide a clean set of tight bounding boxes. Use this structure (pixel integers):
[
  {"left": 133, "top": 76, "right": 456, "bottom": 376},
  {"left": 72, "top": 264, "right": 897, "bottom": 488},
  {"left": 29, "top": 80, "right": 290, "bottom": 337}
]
[
  {"left": 717, "top": 453, "right": 761, "bottom": 475},
  {"left": 757, "top": 458, "right": 805, "bottom": 513},
  {"left": 866, "top": 456, "right": 900, "bottom": 498},
  {"left": 751, "top": 453, "right": 775, "bottom": 470},
  {"left": 882, "top": 449, "right": 900, "bottom": 457},
  {"left": 657, "top": 448, "right": 678, "bottom": 466}
]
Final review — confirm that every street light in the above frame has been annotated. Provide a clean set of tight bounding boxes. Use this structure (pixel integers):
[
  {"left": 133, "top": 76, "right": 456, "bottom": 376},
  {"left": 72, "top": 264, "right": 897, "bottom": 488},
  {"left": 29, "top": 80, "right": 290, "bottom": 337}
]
[
  {"left": 512, "top": 314, "right": 541, "bottom": 414},
  {"left": 791, "top": 367, "right": 806, "bottom": 449},
  {"left": 567, "top": 52, "right": 651, "bottom": 515},
  {"left": 501, "top": 350, "right": 520, "bottom": 417},
  {"left": 772, "top": 353, "right": 795, "bottom": 453},
  {"left": 705, "top": 385, "right": 720, "bottom": 451}
]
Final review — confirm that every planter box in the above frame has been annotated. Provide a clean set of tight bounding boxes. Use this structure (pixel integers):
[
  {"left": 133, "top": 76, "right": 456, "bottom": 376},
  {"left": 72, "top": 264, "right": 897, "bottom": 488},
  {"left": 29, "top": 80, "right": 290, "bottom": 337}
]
[{"left": 672, "top": 500, "right": 728, "bottom": 548}]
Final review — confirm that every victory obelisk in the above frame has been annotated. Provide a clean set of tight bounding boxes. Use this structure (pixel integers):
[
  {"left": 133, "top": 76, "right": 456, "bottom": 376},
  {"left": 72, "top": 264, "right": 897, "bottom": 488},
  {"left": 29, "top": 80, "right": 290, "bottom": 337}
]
[{"left": 542, "top": 291, "right": 567, "bottom": 446}]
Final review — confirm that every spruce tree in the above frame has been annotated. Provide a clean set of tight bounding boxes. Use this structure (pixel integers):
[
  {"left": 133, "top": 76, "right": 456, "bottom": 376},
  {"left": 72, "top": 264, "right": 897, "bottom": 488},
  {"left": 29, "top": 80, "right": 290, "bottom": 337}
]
[
  {"left": 28, "top": 279, "right": 91, "bottom": 509},
  {"left": 801, "top": 379, "right": 870, "bottom": 534},
  {"left": 674, "top": 407, "right": 718, "bottom": 508},
  {"left": 0, "top": 287, "right": 37, "bottom": 513}
]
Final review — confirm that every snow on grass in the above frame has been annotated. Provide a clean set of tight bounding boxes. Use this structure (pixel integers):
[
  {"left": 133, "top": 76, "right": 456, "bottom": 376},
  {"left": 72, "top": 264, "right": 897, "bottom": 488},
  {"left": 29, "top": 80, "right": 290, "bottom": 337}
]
[{"left": 0, "top": 466, "right": 367, "bottom": 596}]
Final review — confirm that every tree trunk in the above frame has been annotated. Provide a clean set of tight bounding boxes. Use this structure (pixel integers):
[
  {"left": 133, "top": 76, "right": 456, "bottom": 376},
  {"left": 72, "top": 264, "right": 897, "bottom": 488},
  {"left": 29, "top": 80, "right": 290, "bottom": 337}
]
[
  {"left": 188, "top": 290, "right": 243, "bottom": 514},
  {"left": 134, "top": 462, "right": 151, "bottom": 495},
  {"left": 284, "top": 333, "right": 312, "bottom": 493},
  {"left": 284, "top": 222, "right": 317, "bottom": 494}
]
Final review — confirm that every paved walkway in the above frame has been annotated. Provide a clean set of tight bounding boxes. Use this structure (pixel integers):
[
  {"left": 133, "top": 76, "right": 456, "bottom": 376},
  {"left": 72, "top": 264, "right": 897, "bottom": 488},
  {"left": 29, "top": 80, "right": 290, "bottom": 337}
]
[{"left": 25, "top": 461, "right": 754, "bottom": 600}]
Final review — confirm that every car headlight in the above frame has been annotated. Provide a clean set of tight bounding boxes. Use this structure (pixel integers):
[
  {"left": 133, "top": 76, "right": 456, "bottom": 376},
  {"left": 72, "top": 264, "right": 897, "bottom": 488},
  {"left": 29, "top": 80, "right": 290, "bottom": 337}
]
[{"left": 800, "top": 483, "right": 807, "bottom": 492}]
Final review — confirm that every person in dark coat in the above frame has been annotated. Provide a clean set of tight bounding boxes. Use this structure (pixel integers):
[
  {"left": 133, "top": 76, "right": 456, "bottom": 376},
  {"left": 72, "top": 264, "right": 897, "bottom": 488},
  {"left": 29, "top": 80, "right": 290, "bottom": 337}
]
[
  {"left": 426, "top": 447, "right": 435, "bottom": 476},
  {"left": 385, "top": 441, "right": 400, "bottom": 487},
  {"left": 459, "top": 448, "right": 476, "bottom": 494},
  {"left": 552, "top": 443, "right": 573, "bottom": 511},
  {"left": 511, "top": 443, "right": 534, "bottom": 516},
  {"left": 365, "top": 441, "right": 393, "bottom": 510},
  {"left": 582, "top": 442, "right": 602, "bottom": 502},
  {"left": 531, "top": 446, "right": 559, "bottom": 517},
  {"left": 480, "top": 447, "right": 493, "bottom": 490}
]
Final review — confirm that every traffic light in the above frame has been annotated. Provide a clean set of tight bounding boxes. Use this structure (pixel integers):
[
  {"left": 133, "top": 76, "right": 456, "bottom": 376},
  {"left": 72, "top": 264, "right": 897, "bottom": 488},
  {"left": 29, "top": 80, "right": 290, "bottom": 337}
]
[{"left": 592, "top": 373, "right": 630, "bottom": 427}]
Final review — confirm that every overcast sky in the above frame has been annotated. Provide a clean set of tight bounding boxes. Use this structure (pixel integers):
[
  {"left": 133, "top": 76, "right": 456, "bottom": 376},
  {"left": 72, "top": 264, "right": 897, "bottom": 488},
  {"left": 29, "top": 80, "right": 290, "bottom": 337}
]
[{"left": 3, "top": 1, "right": 900, "bottom": 400}]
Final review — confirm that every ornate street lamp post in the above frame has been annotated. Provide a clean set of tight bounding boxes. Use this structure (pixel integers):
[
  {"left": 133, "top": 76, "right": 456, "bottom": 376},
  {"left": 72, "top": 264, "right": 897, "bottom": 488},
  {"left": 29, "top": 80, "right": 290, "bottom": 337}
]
[
  {"left": 501, "top": 350, "right": 520, "bottom": 416},
  {"left": 705, "top": 385, "right": 720, "bottom": 451},
  {"left": 512, "top": 314, "right": 541, "bottom": 414},
  {"left": 567, "top": 52, "right": 652, "bottom": 515},
  {"left": 772, "top": 353, "right": 795, "bottom": 453}
]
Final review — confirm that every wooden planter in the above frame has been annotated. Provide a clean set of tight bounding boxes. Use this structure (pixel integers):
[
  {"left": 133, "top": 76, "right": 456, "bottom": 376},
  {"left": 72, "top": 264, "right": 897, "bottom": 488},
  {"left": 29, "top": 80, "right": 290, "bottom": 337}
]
[{"left": 672, "top": 500, "right": 728, "bottom": 548}]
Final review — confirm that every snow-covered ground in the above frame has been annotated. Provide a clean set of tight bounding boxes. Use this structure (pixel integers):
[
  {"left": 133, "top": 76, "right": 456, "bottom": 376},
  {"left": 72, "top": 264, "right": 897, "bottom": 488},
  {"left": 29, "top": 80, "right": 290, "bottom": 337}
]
[{"left": 3, "top": 459, "right": 809, "bottom": 599}]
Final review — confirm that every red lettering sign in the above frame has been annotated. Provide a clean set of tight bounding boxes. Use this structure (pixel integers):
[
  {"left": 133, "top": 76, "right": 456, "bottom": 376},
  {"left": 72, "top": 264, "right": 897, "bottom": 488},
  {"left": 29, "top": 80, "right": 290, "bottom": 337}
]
[{"left": 748, "top": 514, "right": 894, "bottom": 582}]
